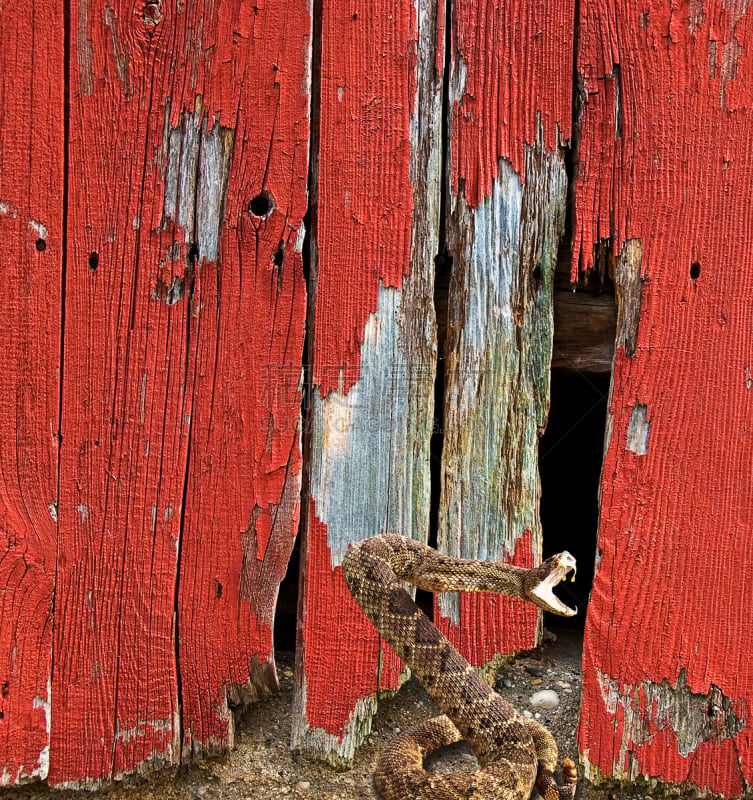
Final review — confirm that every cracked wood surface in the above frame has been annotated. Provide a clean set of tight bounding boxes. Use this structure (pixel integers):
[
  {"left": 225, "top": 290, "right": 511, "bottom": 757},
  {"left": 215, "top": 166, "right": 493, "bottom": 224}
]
[
  {"left": 436, "top": 0, "right": 571, "bottom": 667},
  {"left": 0, "top": 0, "right": 311, "bottom": 786},
  {"left": 0, "top": 0, "right": 64, "bottom": 785},
  {"left": 4, "top": 0, "right": 753, "bottom": 794},
  {"left": 291, "top": 0, "right": 442, "bottom": 764},
  {"left": 576, "top": 3, "right": 753, "bottom": 796}
]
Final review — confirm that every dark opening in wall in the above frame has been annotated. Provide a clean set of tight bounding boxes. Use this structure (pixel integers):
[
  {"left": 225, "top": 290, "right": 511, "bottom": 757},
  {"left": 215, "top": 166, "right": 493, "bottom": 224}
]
[
  {"left": 275, "top": 540, "right": 300, "bottom": 651},
  {"left": 539, "top": 371, "right": 611, "bottom": 629}
]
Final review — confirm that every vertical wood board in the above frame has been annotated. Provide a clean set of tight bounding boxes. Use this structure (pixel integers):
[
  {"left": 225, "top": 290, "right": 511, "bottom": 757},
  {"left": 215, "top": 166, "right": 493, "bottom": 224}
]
[
  {"left": 292, "top": 0, "right": 442, "bottom": 762},
  {"left": 438, "top": 0, "right": 572, "bottom": 666},
  {"left": 576, "top": 2, "right": 753, "bottom": 796},
  {"left": 176, "top": 0, "right": 311, "bottom": 759},
  {"left": 0, "top": 0, "right": 64, "bottom": 784},
  {"left": 53, "top": 0, "right": 310, "bottom": 784}
]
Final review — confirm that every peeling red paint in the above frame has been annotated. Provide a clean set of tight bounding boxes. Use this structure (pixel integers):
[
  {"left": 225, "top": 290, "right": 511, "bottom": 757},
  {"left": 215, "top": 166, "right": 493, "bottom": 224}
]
[
  {"left": 301, "top": 504, "right": 402, "bottom": 738},
  {"left": 451, "top": 0, "right": 574, "bottom": 205},
  {"left": 576, "top": 3, "right": 753, "bottom": 793},
  {"left": 446, "top": 0, "right": 573, "bottom": 671},
  {"left": 312, "top": 0, "right": 415, "bottom": 396},
  {"left": 50, "top": 0, "right": 310, "bottom": 783}
]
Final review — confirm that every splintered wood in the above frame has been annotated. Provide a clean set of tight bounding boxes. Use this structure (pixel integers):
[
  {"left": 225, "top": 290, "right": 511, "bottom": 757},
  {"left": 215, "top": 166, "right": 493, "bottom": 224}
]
[
  {"left": 575, "top": 2, "right": 753, "bottom": 796},
  {"left": 437, "top": 0, "right": 571, "bottom": 668},
  {"left": 291, "top": 0, "right": 441, "bottom": 763}
]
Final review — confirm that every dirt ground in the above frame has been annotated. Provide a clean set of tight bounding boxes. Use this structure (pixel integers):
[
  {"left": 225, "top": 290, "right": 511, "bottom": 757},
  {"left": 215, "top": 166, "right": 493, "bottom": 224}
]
[{"left": 4, "top": 629, "right": 685, "bottom": 800}]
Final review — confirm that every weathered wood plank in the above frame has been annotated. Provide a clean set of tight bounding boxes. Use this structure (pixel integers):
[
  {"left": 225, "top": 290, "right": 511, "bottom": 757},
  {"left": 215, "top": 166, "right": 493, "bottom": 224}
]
[
  {"left": 53, "top": 2, "right": 193, "bottom": 783},
  {"left": 437, "top": 0, "right": 572, "bottom": 666},
  {"left": 52, "top": 0, "right": 310, "bottom": 784},
  {"left": 0, "top": 0, "right": 64, "bottom": 785},
  {"left": 291, "top": 0, "right": 442, "bottom": 763},
  {"left": 576, "top": 3, "right": 753, "bottom": 796},
  {"left": 177, "top": 0, "right": 311, "bottom": 758}
]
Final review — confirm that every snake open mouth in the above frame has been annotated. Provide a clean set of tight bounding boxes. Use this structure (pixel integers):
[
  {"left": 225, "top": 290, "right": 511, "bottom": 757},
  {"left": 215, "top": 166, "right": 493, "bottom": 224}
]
[{"left": 529, "top": 552, "right": 577, "bottom": 617}]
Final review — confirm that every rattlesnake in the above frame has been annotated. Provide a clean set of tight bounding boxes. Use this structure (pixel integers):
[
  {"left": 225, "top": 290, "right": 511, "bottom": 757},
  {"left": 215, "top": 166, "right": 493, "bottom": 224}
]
[{"left": 342, "top": 534, "right": 578, "bottom": 800}]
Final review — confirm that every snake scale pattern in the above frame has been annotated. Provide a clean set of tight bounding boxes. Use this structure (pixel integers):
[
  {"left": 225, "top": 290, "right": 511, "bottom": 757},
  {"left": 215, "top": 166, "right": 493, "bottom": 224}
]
[{"left": 342, "top": 534, "right": 579, "bottom": 800}]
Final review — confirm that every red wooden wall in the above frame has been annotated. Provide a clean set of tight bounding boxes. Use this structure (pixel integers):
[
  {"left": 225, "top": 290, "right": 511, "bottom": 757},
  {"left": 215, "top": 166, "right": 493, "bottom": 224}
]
[{"left": 1, "top": 0, "right": 753, "bottom": 796}]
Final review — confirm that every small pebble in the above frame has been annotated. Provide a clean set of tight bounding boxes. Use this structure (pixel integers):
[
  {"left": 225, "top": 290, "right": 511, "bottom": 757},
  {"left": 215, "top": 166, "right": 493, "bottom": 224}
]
[
  {"left": 502, "top": 679, "right": 513, "bottom": 688},
  {"left": 523, "top": 710, "right": 533, "bottom": 719},
  {"left": 529, "top": 690, "right": 560, "bottom": 710},
  {"left": 530, "top": 678, "right": 542, "bottom": 685},
  {"left": 525, "top": 666, "right": 545, "bottom": 677},
  {"left": 297, "top": 781, "right": 310, "bottom": 791},
  {"left": 534, "top": 712, "right": 541, "bottom": 720}
]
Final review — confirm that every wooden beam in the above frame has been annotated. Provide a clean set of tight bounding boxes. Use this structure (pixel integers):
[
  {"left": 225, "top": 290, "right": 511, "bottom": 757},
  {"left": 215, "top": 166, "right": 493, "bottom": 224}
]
[
  {"left": 552, "top": 290, "right": 616, "bottom": 374},
  {"left": 291, "top": 0, "right": 442, "bottom": 764},
  {"left": 437, "top": 0, "right": 574, "bottom": 667},
  {"left": 53, "top": 0, "right": 311, "bottom": 784}
]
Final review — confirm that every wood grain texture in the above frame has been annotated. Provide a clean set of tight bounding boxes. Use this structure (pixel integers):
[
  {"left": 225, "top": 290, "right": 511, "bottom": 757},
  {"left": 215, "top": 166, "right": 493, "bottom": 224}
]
[
  {"left": 292, "top": 0, "right": 442, "bottom": 762},
  {"left": 552, "top": 291, "right": 617, "bottom": 374},
  {"left": 438, "top": 0, "right": 572, "bottom": 665},
  {"left": 0, "top": 0, "right": 64, "bottom": 784},
  {"left": 53, "top": 0, "right": 310, "bottom": 784},
  {"left": 576, "top": 2, "right": 753, "bottom": 795},
  {"left": 175, "top": 0, "right": 311, "bottom": 760}
]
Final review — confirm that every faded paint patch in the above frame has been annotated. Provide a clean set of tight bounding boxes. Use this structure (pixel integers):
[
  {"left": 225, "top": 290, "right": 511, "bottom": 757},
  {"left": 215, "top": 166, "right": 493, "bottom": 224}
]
[
  {"left": 311, "top": 283, "right": 421, "bottom": 568},
  {"left": 626, "top": 403, "right": 650, "bottom": 455},
  {"left": 161, "top": 99, "right": 234, "bottom": 262},
  {"left": 103, "top": 6, "right": 130, "bottom": 95},
  {"left": 439, "top": 140, "right": 565, "bottom": 625},
  {"left": 28, "top": 219, "right": 48, "bottom": 241},
  {"left": 76, "top": 0, "right": 94, "bottom": 96},
  {"left": 29, "top": 678, "right": 51, "bottom": 780},
  {"left": 595, "top": 667, "right": 745, "bottom": 763},
  {"left": 151, "top": 276, "right": 184, "bottom": 305}
]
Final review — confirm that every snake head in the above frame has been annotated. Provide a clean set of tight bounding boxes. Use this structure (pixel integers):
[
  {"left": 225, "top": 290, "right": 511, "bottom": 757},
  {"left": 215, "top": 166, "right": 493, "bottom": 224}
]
[{"left": 524, "top": 552, "right": 577, "bottom": 617}]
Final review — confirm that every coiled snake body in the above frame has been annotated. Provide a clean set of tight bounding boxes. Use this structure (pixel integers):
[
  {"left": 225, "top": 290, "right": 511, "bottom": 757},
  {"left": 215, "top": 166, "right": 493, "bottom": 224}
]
[{"left": 341, "top": 534, "right": 578, "bottom": 800}]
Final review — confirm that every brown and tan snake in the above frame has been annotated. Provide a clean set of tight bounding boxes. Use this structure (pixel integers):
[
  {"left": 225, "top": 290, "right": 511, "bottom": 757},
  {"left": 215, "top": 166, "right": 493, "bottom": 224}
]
[{"left": 342, "top": 534, "right": 578, "bottom": 800}]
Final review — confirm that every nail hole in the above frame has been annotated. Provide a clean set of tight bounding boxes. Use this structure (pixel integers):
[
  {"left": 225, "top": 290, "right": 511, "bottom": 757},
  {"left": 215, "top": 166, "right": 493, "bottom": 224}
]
[
  {"left": 0, "top": 711, "right": 4, "bottom": 719},
  {"left": 690, "top": 261, "right": 701, "bottom": 280},
  {"left": 1, "top": 682, "right": 9, "bottom": 697},
  {"left": 88, "top": 252, "right": 99, "bottom": 271},
  {"left": 35, "top": 238, "right": 47, "bottom": 252},
  {"left": 215, "top": 580, "right": 223, "bottom": 599},
  {"left": 187, "top": 243, "right": 199, "bottom": 262},
  {"left": 272, "top": 242, "right": 285, "bottom": 267},
  {"left": 532, "top": 266, "right": 542, "bottom": 281},
  {"left": 250, "top": 192, "right": 274, "bottom": 218}
]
